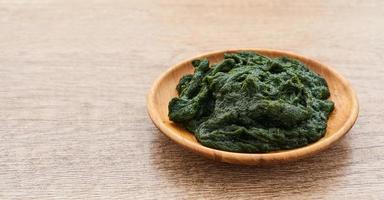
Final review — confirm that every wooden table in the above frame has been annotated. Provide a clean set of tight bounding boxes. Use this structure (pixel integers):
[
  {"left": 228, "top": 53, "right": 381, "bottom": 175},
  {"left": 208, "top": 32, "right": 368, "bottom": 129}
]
[{"left": 0, "top": 0, "right": 383, "bottom": 199}]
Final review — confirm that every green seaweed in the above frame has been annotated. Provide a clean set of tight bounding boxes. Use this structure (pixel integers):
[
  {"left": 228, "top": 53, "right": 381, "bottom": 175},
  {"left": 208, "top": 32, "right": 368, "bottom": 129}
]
[{"left": 168, "top": 52, "right": 334, "bottom": 153}]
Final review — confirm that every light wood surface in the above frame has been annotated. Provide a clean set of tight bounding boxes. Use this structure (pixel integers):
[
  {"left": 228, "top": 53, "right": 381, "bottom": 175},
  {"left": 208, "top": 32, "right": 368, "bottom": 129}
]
[
  {"left": 0, "top": 0, "right": 383, "bottom": 199},
  {"left": 148, "top": 49, "right": 359, "bottom": 165}
]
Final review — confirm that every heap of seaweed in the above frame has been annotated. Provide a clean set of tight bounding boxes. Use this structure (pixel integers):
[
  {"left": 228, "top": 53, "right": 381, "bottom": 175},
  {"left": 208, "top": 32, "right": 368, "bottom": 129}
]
[{"left": 169, "top": 52, "right": 334, "bottom": 153}]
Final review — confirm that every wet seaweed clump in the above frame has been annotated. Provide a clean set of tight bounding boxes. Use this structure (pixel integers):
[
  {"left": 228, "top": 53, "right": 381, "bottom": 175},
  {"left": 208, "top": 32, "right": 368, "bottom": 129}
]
[{"left": 168, "top": 52, "right": 334, "bottom": 153}]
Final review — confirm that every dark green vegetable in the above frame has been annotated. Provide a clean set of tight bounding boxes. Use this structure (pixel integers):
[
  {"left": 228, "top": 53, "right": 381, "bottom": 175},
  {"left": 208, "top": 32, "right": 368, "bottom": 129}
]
[{"left": 168, "top": 52, "right": 334, "bottom": 153}]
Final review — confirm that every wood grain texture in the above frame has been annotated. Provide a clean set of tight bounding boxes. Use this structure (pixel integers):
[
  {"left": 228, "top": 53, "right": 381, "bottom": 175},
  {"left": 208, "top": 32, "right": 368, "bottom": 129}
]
[
  {"left": 0, "top": 0, "right": 382, "bottom": 199},
  {"left": 148, "top": 49, "right": 359, "bottom": 165}
]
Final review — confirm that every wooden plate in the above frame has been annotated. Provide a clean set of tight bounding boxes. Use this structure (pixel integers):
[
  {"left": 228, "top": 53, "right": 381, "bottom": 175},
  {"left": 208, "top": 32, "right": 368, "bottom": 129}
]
[{"left": 147, "top": 49, "right": 359, "bottom": 165}]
